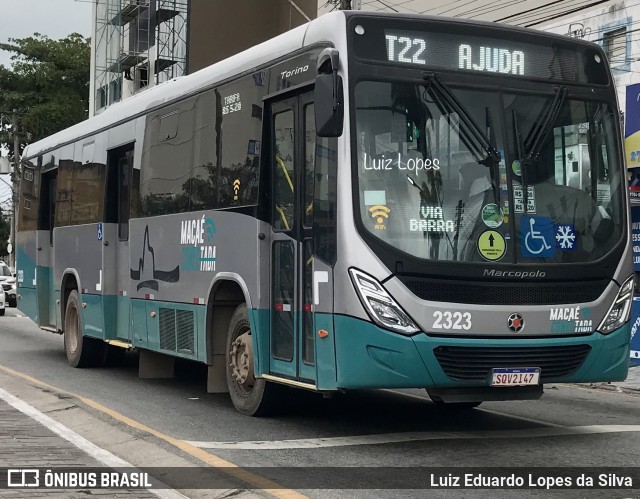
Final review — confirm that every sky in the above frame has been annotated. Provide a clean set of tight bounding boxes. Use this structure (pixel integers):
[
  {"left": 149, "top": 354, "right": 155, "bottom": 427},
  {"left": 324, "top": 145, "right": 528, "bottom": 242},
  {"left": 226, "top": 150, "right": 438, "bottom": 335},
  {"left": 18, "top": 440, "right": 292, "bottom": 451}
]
[
  {"left": 0, "top": 0, "right": 92, "bottom": 67},
  {"left": 0, "top": 0, "right": 92, "bottom": 216}
]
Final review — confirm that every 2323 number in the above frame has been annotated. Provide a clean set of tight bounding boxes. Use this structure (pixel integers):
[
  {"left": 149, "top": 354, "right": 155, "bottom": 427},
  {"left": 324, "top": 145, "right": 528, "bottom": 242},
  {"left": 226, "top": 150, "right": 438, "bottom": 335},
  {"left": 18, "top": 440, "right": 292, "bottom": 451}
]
[{"left": 432, "top": 311, "right": 472, "bottom": 330}]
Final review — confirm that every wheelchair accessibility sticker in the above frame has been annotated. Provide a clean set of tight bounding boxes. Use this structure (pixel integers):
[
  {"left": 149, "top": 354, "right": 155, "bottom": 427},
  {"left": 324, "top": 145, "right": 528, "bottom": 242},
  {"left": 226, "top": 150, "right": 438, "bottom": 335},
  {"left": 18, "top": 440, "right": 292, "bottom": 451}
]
[{"left": 520, "top": 216, "right": 554, "bottom": 258}]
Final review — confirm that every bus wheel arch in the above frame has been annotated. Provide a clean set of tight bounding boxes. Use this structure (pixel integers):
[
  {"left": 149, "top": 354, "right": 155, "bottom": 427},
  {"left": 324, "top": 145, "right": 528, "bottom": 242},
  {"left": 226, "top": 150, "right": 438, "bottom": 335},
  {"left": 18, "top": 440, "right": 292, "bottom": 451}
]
[
  {"left": 61, "top": 271, "right": 80, "bottom": 323},
  {"left": 206, "top": 279, "right": 247, "bottom": 363}
]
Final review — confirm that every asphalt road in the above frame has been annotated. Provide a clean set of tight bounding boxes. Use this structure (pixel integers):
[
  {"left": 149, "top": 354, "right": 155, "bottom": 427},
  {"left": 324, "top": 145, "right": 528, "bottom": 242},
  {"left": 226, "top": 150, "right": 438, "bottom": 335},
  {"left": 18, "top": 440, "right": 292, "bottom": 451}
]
[{"left": 1, "top": 307, "right": 639, "bottom": 497}]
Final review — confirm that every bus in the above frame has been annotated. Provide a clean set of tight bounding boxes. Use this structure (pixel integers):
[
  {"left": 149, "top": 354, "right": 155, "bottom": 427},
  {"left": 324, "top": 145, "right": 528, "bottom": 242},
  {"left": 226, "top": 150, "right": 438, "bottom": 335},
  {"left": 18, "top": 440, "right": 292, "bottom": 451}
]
[{"left": 17, "top": 11, "right": 632, "bottom": 415}]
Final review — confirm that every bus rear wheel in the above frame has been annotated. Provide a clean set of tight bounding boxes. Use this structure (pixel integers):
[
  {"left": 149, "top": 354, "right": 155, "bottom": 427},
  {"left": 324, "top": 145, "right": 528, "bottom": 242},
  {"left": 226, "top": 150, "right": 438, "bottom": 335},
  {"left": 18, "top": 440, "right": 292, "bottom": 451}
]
[
  {"left": 63, "top": 290, "right": 104, "bottom": 368},
  {"left": 226, "top": 304, "right": 282, "bottom": 416}
]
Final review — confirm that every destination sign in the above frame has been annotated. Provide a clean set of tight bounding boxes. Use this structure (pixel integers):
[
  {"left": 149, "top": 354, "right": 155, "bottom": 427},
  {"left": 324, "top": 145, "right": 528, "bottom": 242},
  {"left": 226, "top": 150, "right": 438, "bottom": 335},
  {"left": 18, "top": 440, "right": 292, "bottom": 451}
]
[
  {"left": 386, "top": 34, "right": 525, "bottom": 75},
  {"left": 384, "top": 30, "right": 555, "bottom": 78},
  {"left": 348, "top": 18, "right": 609, "bottom": 84}
]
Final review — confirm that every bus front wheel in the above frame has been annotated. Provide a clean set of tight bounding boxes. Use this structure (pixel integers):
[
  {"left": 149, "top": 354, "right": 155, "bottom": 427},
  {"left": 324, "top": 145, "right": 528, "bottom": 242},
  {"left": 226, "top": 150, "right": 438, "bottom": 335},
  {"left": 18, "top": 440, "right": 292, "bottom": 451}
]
[
  {"left": 63, "top": 290, "right": 104, "bottom": 368},
  {"left": 226, "top": 304, "right": 281, "bottom": 416}
]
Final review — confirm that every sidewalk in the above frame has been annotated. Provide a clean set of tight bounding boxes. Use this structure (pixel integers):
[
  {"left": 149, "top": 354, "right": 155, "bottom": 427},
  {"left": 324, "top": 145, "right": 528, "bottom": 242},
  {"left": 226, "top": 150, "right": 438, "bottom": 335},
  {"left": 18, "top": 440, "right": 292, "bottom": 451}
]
[
  {"left": 586, "top": 364, "right": 640, "bottom": 394},
  {"left": 0, "top": 371, "right": 265, "bottom": 499},
  {"left": 0, "top": 396, "right": 157, "bottom": 498}
]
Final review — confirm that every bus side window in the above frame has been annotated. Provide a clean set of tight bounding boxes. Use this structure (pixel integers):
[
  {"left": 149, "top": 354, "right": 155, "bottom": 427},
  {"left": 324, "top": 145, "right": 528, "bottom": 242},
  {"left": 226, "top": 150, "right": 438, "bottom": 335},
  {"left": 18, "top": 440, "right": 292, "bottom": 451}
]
[
  {"left": 39, "top": 169, "right": 57, "bottom": 245},
  {"left": 313, "top": 136, "right": 338, "bottom": 265},
  {"left": 273, "top": 109, "right": 295, "bottom": 231},
  {"left": 105, "top": 145, "right": 134, "bottom": 241}
]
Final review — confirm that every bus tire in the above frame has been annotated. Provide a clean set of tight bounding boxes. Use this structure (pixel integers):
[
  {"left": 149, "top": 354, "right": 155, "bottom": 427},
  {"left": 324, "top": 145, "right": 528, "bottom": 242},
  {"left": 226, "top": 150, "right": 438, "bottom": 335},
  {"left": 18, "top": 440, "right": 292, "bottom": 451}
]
[
  {"left": 63, "top": 290, "right": 103, "bottom": 368},
  {"left": 226, "top": 304, "right": 281, "bottom": 416}
]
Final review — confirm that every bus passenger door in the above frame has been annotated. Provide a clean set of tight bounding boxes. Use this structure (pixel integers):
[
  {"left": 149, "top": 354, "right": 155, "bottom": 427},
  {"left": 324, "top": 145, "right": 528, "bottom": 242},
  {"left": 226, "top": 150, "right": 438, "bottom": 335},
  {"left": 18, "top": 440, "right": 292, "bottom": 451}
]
[
  {"left": 104, "top": 144, "right": 134, "bottom": 342},
  {"left": 268, "top": 92, "right": 326, "bottom": 386},
  {"left": 37, "top": 169, "right": 57, "bottom": 327}
]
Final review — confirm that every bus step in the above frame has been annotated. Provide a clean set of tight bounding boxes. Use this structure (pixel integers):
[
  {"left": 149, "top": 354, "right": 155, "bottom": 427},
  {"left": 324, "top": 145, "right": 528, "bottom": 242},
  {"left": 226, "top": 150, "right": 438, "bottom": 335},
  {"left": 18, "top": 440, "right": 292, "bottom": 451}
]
[
  {"left": 106, "top": 339, "right": 134, "bottom": 350},
  {"left": 40, "top": 326, "right": 61, "bottom": 335}
]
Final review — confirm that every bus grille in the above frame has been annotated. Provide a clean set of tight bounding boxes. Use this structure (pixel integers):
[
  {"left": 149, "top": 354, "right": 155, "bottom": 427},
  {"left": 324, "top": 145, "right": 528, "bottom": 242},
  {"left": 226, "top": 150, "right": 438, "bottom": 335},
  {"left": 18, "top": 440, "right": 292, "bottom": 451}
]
[
  {"left": 159, "top": 308, "right": 195, "bottom": 355},
  {"left": 400, "top": 278, "right": 609, "bottom": 305},
  {"left": 433, "top": 345, "right": 592, "bottom": 381}
]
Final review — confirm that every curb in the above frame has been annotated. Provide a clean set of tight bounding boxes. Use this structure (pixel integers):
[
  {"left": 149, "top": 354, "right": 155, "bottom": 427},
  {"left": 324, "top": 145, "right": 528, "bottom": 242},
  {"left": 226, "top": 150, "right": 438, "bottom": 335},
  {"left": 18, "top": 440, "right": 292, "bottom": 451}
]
[{"left": 576, "top": 382, "right": 640, "bottom": 396}]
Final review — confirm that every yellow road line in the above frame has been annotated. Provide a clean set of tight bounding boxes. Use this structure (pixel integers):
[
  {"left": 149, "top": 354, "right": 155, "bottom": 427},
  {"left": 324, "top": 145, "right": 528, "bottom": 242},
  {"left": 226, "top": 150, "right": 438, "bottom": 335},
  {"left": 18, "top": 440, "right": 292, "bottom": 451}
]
[{"left": 0, "top": 364, "right": 307, "bottom": 499}]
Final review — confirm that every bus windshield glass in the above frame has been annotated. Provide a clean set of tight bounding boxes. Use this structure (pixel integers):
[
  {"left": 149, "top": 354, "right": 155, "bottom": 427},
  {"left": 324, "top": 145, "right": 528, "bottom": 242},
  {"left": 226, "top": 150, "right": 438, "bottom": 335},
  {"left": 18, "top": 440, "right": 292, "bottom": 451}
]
[{"left": 354, "top": 80, "right": 623, "bottom": 264}]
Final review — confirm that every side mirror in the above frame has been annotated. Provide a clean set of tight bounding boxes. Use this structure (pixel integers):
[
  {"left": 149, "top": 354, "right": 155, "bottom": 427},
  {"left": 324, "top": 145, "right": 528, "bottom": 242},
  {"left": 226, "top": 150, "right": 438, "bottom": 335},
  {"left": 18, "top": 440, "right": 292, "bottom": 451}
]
[{"left": 315, "top": 48, "right": 343, "bottom": 137}]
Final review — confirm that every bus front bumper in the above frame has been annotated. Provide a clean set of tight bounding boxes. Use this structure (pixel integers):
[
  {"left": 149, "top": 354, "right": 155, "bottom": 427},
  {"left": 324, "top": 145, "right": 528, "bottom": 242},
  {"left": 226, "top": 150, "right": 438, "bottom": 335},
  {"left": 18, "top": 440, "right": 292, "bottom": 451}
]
[{"left": 333, "top": 315, "right": 630, "bottom": 391}]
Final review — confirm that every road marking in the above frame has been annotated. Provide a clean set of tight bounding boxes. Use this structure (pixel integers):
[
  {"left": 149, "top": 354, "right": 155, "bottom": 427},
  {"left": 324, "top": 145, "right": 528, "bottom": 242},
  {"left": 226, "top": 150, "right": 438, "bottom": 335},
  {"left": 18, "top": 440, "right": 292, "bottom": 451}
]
[
  {"left": 0, "top": 364, "right": 306, "bottom": 499},
  {"left": 0, "top": 386, "right": 186, "bottom": 499},
  {"left": 384, "top": 389, "right": 565, "bottom": 427},
  {"left": 477, "top": 407, "right": 565, "bottom": 427},
  {"left": 187, "top": 424, "right": 640, "bottom": 450},
  {"left": 383, "top": 389, "right": 565, "bottom": 427}
]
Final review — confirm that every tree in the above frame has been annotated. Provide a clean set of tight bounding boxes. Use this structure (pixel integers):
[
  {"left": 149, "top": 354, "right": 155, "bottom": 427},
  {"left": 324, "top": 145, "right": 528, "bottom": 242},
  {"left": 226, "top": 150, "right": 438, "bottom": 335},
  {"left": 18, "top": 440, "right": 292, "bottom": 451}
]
[{"left": 0, "top": 33, "right": 91, "bottom": 158}]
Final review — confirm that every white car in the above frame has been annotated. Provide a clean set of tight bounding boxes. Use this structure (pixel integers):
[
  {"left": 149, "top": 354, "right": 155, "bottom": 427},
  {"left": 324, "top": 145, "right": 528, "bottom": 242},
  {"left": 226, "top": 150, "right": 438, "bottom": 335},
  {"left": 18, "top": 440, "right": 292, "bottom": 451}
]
[
  {"left": 0, "top": 263, "right": 15, "bottom": 307},
  {"left": 0, "top": 285, "right": 5, "bottom": 316}
]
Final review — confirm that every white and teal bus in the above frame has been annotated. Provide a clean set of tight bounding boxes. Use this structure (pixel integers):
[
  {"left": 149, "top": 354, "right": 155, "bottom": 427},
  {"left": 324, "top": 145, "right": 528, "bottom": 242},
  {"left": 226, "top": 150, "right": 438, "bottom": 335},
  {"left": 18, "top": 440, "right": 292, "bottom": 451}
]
[{"left": 17, "top": 11, "right": 633, "bottom": 415}]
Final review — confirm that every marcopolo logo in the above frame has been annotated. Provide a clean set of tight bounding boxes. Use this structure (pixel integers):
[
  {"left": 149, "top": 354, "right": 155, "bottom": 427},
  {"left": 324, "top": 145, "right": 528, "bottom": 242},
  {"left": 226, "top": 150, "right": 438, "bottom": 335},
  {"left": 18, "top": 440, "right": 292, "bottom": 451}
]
[
  {"left": 507, "top": 313, "right": 525, "bottom": 333},
  {"left": 484, "top": 269, "right": 546, "bottom": 279}
]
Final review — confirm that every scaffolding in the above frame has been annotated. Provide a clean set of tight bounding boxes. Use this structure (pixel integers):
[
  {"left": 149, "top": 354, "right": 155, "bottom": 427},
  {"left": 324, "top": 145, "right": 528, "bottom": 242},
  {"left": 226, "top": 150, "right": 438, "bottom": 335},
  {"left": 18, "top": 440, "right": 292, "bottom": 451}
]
[{"left": 94, "top": 0, "right": 188, "bottom": 114}]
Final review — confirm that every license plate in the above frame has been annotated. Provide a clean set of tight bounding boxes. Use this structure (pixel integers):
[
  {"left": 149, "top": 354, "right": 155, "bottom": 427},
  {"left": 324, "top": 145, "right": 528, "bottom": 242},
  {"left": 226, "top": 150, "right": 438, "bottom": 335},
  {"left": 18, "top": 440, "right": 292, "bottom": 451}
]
[{"left": 491, "top": 368, "right": 540, "bottom": 387}]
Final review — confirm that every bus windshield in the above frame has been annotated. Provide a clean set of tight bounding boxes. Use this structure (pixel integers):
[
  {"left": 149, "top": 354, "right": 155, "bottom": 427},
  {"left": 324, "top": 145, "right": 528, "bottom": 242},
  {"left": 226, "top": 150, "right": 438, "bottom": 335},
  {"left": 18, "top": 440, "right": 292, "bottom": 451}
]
[{"left": 354, "top": 79, "right": 623, "bottom": 264}]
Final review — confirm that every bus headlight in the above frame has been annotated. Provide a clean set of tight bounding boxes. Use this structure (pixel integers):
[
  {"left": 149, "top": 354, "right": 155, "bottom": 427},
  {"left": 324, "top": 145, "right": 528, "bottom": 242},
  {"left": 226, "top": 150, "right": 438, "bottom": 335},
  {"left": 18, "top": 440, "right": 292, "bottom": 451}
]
[
  {"left": 597, "top": 276, "right": 634, "bottom": 334},
  {"left": 349, "top": 268, "right": 419, "bottom": 335}
]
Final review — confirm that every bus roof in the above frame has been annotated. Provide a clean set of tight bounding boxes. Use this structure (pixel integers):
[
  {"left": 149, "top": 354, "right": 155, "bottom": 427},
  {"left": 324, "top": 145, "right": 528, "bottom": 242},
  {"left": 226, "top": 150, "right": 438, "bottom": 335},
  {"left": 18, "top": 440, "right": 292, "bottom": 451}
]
[
  {"left": 23, "top": 10, "right": 601, "bottom": 161},
  {"left": 23, "top": 11, "right": 348, "bottom": 161}
]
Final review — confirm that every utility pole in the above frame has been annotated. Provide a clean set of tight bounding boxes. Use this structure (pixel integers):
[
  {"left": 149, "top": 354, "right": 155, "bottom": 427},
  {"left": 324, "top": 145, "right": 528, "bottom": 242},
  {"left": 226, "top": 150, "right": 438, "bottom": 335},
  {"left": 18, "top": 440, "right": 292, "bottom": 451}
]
[{"left": 10, "top": 109, "right": 19, "bottom": 270}]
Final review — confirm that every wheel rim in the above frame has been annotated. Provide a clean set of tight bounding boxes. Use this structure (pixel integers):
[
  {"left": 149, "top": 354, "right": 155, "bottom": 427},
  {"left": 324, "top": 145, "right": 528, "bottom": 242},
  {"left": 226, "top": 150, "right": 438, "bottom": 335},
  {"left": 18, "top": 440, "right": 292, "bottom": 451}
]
[
  {"left": 229, "top": 329, "right": 255, "bottom": 394},
  {"left": 67, "top": 304, "right": 79, "bottom": 354}
]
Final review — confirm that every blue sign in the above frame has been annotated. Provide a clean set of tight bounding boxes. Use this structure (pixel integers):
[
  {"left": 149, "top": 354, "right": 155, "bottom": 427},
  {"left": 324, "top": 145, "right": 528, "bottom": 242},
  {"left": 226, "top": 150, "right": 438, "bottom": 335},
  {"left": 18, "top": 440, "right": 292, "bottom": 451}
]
[
  {"left": 625, "top": 84, "right": 640, "bottom": 168},
  {"left": 630, "top": 297, "right": 640, "bottom": 366},
  {"left": 554, "top": 224, "right": 576, "bottom": 251},
  {"left": 632, "top": 209, "right": 640, "bottom": 271},
  {"left": 629, "top": 167, "right": 640, "bottom": 206},
  {"left": 97, "top": 223, "right": 103, "bottom": 241},
  {"left": 520, "top": 216, "right": 554, "bottom": 258}
]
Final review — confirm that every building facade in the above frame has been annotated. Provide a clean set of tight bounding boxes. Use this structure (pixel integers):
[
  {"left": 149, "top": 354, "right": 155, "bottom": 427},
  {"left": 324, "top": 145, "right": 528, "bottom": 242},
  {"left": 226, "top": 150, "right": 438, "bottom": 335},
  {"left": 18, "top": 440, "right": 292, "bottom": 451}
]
[
  {"left": 90, "top": 0, "right": 188, "bottom": 117},
  {"left": 90, "top": 0, "right": 317, "bottom": 116}
]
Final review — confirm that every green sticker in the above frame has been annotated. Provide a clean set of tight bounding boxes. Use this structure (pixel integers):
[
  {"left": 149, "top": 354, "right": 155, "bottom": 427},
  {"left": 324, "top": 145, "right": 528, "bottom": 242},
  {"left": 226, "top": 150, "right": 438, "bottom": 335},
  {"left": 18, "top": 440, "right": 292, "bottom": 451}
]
[
  {"left": 481, "top": 203, "right": 504, "bottom": 228},
  {"left": 512, "top": 160, "right": 521, "bottom": 176},
  {"left": 478, "top": 230, "right": 506, "bottom": 262}
]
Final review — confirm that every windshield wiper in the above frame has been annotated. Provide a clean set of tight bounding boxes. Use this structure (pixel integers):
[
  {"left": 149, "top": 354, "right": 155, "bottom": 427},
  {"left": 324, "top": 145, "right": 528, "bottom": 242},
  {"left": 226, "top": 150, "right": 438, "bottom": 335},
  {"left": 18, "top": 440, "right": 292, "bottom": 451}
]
[
  {"left": 525, "top": 86, "right": 567, "bottom": 162},
  {"left": 512, "top": 86, "right": 567, "bottom": 214},
  {"left": 423, "top": 74, "right": 500, "bottom": 164},
  {"left": 423, "top": 73, "right": 500, "bottom": 203}
]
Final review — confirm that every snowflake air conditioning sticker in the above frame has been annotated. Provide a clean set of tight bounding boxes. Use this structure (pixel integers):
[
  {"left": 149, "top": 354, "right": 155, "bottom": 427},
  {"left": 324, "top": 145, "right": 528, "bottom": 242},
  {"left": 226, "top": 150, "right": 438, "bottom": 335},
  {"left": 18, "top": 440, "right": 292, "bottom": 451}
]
[{"left": 554, "top": 224, "right": 576, "bottom": 251}]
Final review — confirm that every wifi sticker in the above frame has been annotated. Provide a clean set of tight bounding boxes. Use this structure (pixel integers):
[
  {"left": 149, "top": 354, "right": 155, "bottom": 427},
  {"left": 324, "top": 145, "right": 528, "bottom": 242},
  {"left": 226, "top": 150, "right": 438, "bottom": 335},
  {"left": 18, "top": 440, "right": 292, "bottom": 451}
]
[
  {"left": 369, "top": 205, "right": 390, "bottom": 230},
  {"left": 233, "top": 179, "right": 241, "bottom": 201}
]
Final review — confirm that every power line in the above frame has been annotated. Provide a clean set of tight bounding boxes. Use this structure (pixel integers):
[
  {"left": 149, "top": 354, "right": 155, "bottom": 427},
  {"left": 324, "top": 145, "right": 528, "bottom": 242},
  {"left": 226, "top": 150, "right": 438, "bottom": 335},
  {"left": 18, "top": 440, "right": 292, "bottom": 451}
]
[
  {"left": 496, "top": 0, "right": 569, "bottom": 22},
  {"left": 510, "top": 0, "right": 616, "bottom": 25},
  {"left": 536, "top": 0, "right": 640, "bottom": 31},
  {"left": 522, "top": 0, "right": 617, "bottom": 26},
  {"left": 495, "top": 0, "right": 600, "bottom": 24}
]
